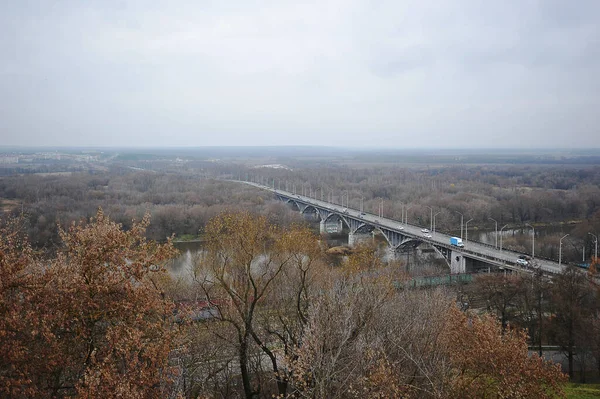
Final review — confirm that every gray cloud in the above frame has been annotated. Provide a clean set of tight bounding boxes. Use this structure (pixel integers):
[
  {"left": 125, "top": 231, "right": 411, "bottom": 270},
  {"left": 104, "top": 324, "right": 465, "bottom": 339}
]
[{"left": 1, "top": 0, "right": 599, "bottom": 148}]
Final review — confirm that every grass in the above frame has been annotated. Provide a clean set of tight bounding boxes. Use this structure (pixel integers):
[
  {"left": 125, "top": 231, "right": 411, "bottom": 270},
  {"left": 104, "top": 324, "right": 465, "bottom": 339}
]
[{"left": 565, "top": 383, "right": 600, "bottom": 398}]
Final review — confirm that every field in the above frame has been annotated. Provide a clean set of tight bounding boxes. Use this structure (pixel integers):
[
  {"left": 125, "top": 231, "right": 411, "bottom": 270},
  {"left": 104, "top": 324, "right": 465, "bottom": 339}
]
[{"left": 566, "top": 383, "right": 600, "bottom": 398}]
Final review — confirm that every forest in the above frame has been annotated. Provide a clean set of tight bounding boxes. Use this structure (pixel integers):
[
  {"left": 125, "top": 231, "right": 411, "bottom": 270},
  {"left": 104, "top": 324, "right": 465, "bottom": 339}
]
[
  {"left": 1, "top": 151, "right": 600, "bottom": 397},
  {"left": 1, "top": 158, "right": 599, "bottom": 263}
]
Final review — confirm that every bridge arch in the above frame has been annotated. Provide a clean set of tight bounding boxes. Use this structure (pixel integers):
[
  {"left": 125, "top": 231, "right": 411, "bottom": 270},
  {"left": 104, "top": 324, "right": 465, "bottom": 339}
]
[
  {"left": 323, "top": 213, "right": 351, "bottom": 230},
  {"left": 285, "top": 199, "right": 302, "bottom": 212}
]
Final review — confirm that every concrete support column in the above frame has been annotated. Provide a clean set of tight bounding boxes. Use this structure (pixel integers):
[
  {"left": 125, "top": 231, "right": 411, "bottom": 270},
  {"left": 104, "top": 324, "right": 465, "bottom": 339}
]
[
  {"left": 450, "top": 250, "right": 466, "bottom": 274},
  {"left": 319, "top": 220, "right": 326, "bottom": 234},
  {"left": 385, "top": 246, "right": 398, "bottom": 262},
  {"left": 348, "top": 232, "right": 371, "bottom": 246}
]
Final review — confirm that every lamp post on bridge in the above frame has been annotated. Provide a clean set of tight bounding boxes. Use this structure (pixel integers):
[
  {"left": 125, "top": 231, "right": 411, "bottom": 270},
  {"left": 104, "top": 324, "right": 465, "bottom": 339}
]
[
  {"left": 488, "top": 217, "right": 498, "bottom": 249},
  {"left": 403, "top": 205, "right": 413, "bottom": 225},
  {"left": 314, "top": 187, "right": 321, "bottom": 200},
  {"left": 454, "top": 211, "right": 464, "bottom": 239},
  {"left": 465, "top": 219, "right": 474, "bottom": 242},
  {"left": 433, "top": 211, "right": 441, "bottom": 237},
  {"left": 360, "top": 196, "right": 364, "bottom": 212},
  {"left": 342, "top": 190, "right": 349, "bottom": 207},
  {"left": 303, "top": 183, "right": 311, "bottom": 198},
  {"left": 525, "top": 223, "right": 535, "bottom": 259},
  {"left": 499, "top": 224, "right": 509, "bottom": 252},
  {"left": 588, "top": 232, "right": 598, "bottom": 264},
  {"left": 559, "top": 234, "right": 569, "bottom": 267},
  {"left": 377, "top": 198, "right": 384, "bottom": 218},
  {"left": 426, "top": 206, "right": 434, "bottom": 232}
]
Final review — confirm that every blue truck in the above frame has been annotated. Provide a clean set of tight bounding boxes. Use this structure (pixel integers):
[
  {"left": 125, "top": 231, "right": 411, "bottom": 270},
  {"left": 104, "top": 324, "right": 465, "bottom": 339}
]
[{"left": 450, "top": 237, "right": 464, "bottom": 247}]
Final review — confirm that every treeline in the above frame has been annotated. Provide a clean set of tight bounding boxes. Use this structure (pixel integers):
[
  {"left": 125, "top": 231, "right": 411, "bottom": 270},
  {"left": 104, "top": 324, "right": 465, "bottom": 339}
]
[
  {"left": 1, "top": 162, "right": 600, "bottom": 261},
  {"left": 0, "top": 168, "right": 303, "bottom": 250},
  {"left": 236, "top": 164, "right": 600, "bottom": 226},
  {"left": 1, "top": 211, "right": 569, "bottom": 398}
]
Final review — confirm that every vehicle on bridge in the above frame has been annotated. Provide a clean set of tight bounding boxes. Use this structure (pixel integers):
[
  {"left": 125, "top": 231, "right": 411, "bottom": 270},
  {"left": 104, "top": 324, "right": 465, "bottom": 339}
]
[
  {"left": 421, "top": 228, "right": 430, "bottom": 233},
  {"left": 450, "top": 237, "right": 464, "bottom": 247},
  {"left": 516, "top": 258, "right": 529, "bottom": 266}
]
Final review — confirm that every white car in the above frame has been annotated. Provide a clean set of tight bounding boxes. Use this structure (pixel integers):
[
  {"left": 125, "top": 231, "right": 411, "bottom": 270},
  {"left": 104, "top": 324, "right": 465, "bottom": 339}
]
[
  {"left": 421, "top": 228, "right": 430, "bottom": 233},
  {"left": 423, "top": 233, "right": 433, "bottom": 238},
  {"left": 516, "top": 258, "right": 529, "bottom": 266},
  {"left": 397, "top": 225, "right": 404, "bottom": 230}
]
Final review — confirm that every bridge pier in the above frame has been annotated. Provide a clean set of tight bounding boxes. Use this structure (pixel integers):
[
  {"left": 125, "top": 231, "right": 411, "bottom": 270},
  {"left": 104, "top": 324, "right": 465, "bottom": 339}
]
[
  {"left": 450, "top": 250, "right": 466, "bottom": 274},
  {"left": 385, "top": 247, "right": 399, "bottom": 263},
  {"left": 348, "top": 232, "right": 372, "bottom": 246}
]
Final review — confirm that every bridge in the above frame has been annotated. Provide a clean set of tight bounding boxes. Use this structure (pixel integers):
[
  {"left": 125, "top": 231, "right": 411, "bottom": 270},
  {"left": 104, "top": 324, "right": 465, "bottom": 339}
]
[{"left": 235, "top": 181, "right": 565, "bottom": 275}]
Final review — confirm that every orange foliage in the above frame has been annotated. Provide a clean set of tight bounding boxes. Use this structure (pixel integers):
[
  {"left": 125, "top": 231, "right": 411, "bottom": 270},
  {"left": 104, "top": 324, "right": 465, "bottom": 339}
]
[
  {"left": 0, "top": 210, "right": 178, "bottom": 398},
  {"left": 442, "top": 306, "right": 567, "bottom": 399}
]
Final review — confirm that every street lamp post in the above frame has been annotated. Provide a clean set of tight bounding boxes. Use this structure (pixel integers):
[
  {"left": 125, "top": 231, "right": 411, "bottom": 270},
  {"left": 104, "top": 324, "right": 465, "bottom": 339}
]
[
  {"left": 499, "top": 224, "right": 509, "bottom": 252},
  {"left": 454, "top": 211, "right": 464, "bottom": 239},
  {"left": 559, "top": 234, "right": 569, "bottom": 267},
  {"left": 465, "top": 219, "right": 474, "bottom": 242},
  {"left": 379, "top": 198, "right": 384, "bottom": 218},
  {"left": 405, "top": 205, "right": 413, "bottom": 224},
  {"left": 360, "top": 196, "right": 364, "bottom": 212},
  {"left": 525, "top": 223, "right": 535, "bottom": 259},
  {"left": 341, "top": 190, "right": 348, "bottom": 207},
  {"left": 426, "top": 206, "right": 434, "bottom": 232},
  {"left": 433, "top": 211, "right": 442, "bottom": 237},
  {"left": 488, "top": 217, "right": 498, "bottom": 249},
  {"left": 589, "top": 233, "right": 598, "bottom": 263}
]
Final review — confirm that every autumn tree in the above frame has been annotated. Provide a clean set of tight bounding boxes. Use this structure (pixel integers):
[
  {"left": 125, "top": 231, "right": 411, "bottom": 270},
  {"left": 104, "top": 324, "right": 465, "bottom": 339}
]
[
  {"left": 286, "top": 274, "right": 393, "bottom": 399},
  {"left": 191, "top": 211, "right": 323, "bottom": 399},
  {"left": 442, "top": 306, "right": 567, "bottom": 398},
  {"left": 288, "top": 284, "right": 567, "bottom": 399},
  {"left": 0, "top": 210, "right": 178, "bottom": 398},
  {"left": 550, "top": 265, "right": 597, "bottom": 380},
  {"left": 468, "top": 273, "right": 526, "bottom": 331},
  {"left": 0, "top": 215, "right": 40, "bottom": 397}
]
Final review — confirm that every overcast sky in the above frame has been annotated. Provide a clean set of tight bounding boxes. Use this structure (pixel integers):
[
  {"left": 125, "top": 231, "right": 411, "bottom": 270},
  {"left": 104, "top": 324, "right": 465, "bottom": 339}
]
[{"left": 1, "top": 0, "right": 599, "bottom": 148}]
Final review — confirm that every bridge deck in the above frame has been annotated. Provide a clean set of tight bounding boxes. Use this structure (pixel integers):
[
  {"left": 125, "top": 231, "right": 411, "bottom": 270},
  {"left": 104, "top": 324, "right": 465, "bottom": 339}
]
[{"left": 236, "top": 181, "right": 565, "bottom": 275}]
